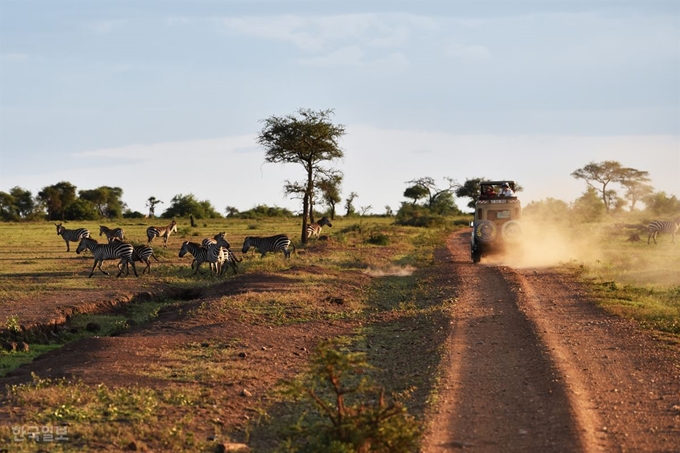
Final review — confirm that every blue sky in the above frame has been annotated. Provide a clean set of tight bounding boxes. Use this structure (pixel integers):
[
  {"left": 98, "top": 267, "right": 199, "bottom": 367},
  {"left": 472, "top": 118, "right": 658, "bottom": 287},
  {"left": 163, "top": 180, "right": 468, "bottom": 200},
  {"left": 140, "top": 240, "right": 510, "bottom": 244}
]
[{"left": 1, "top": 0, "right": 678, "bottom": 215}]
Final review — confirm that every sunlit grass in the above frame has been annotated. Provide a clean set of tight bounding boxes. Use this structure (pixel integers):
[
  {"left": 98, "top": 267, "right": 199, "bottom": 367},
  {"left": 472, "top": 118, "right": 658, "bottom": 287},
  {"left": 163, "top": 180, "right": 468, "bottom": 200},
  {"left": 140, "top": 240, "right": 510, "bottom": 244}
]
[
  {"left": 1, "top": 373, "right": 224, "bottom": 452},
  {"left": 564, "top": 221, "right": 680, "bottom": 337}
]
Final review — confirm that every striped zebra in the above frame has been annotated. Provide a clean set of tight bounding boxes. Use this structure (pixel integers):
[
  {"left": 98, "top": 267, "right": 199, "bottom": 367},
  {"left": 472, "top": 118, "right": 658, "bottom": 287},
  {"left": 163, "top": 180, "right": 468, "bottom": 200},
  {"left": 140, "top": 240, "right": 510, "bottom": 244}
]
[
  {"left": 179, "top": 240, "right": 224, "bottom": 276},
  {"left": 55, "top": 223, "right": 90, "bottom": 252},
  {"left": 147, "top": 220, "right": 178, "bottom": 247},
  {"left": 202, "top": 235, "right": 242, "bottom": 276},
  {"left": 220, "top": 247, "right": 242, "bottom": 276},
  {"left": 647, "top": 216, "right": 680, "bottom": 245},
  {"left": 306, "top": 216, "right": 332, "bottom": 240},
  {"left": 119, "top": 244, "right": 159, "bottom": 275},
  {"left": 99, "top": 225, "right": 125, "bottom": 243},
  {"left": 200, "top": 233, "right": 241, "bottom": 275},
  {"left": 201, "top": 233, "right": 233, "bottom": 275},
  {"left": 242, "top": 234, "right": 296, "bottom": 259},
  {"left": 76, "top": 237, "right": 138, "bottom": 278}
]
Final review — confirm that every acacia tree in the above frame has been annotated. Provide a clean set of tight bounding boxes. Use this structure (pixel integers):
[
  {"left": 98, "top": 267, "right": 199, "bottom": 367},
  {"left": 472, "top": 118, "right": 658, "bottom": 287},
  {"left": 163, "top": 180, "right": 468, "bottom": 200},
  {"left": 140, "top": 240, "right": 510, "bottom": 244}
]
[
  {"left": 344, "top": 192, "right": 358, "bottom": 217},
  {"left": 316, "top": 171, "right": 343, "bottom": 220},
  {"left": 403, "top": 185, "right": 428, "bottom": 206},
  {"left": 146, "top": 197, "right": 163, "bottom": 218},
  {"left": 406, "top": 177, "right": 458, "bottom": 209},
  {"left": 618, "top": 168, "right": 653, "bottom": 211},
  {"left": 571, "top": 161, "right": 624, "bottom": 213},
  {"left": 258, "top": 108, "right": 345, "bottom": 243},
  {"left": 455, "top": 177, "right": 485, "bottom": 209}
]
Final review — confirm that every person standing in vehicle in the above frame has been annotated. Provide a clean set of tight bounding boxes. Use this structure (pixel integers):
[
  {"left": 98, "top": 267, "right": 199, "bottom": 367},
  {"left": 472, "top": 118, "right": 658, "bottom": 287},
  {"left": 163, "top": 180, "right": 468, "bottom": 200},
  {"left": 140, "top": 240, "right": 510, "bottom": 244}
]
[{"left": 500, "top": 183, "right": 514, "bottom": 196}]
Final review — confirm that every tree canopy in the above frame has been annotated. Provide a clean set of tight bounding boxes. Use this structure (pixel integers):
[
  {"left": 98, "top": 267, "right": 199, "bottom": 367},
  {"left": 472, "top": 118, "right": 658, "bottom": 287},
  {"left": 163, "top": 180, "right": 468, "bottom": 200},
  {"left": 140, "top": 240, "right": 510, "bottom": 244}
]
[
  {"left": 38, "top": 181, "right": 77, "bottom": 221},
  {"left": 161, "top": 194, "right": 222, "bottom": 219},
  {"left": 258, "top": 108, "right": 345, "bottom": 243},
  {"left": 571, "top": 160, "right": 651, "bottom": 213}
]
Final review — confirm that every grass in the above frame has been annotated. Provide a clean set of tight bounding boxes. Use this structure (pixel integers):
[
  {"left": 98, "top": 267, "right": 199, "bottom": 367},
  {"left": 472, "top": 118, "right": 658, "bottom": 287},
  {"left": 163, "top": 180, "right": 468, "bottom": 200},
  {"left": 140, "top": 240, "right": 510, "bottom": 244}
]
[
  {"left": 0, "top": 214, "right": 677, "bottom": 451},
  {"left": 0, "top": 217, "right": 459, "bottom": 452},
  {"left": 561, "top": 221, "right": 680, "bottom": 337}
]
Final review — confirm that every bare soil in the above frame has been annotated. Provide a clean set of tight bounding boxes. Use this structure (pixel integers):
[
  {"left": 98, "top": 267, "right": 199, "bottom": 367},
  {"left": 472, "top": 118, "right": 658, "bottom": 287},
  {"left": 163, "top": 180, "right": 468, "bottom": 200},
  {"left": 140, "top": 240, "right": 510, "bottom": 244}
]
[{"left": 1, "top": 231, "right": 679, "bottom": 452}]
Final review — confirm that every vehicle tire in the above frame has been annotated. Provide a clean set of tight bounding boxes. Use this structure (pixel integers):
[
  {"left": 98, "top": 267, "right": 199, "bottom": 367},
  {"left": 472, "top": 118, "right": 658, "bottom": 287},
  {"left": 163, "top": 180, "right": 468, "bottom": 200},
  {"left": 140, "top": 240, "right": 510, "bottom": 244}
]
[
  {"left": 501, "top": 220, "right": 524, "bottom": 244},
  {"left": 474, "top": 221, "right": 497, "bottom": 244},
  {"left": 472, "top": 247, "right": 482, "bottom": 263}
]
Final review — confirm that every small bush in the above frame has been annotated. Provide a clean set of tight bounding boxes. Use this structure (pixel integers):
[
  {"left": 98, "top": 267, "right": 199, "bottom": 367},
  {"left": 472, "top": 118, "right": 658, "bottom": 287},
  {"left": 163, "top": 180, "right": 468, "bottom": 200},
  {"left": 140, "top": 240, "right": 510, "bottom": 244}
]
[
  {"left": 278, "top": 339, "right": 420, "bottom": 453},
  {"left": 367, "top": 232, "right": 390, "bottom": 246}
]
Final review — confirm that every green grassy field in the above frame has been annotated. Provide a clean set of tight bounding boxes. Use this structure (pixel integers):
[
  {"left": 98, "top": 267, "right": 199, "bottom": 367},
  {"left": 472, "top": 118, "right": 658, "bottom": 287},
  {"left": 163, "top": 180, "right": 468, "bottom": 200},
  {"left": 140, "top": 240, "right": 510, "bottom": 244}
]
[{"left": 0, "top": 216, "right": 677, "bottom": 451}]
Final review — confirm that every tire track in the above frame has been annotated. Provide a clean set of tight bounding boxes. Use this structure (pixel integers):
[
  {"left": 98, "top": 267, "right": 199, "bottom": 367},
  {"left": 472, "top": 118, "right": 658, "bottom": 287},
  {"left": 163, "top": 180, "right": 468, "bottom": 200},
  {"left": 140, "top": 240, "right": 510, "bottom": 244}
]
[
  {"left": 425, "top": 232, "right": 586, "bottom": 452},
  {"left": 423, "top": 231, "right": 680, "bottom": 453}
]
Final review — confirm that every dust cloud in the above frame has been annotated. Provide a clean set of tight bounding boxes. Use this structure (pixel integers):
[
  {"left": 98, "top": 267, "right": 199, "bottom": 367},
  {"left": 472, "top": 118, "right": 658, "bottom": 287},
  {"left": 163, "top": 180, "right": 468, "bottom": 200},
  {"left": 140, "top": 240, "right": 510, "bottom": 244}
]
[
  {"left": 491, "top": 218, "right": 605, "bottom": 269},
  {"left": 363, "top": 265, "right": 416, "bottom": 277}
]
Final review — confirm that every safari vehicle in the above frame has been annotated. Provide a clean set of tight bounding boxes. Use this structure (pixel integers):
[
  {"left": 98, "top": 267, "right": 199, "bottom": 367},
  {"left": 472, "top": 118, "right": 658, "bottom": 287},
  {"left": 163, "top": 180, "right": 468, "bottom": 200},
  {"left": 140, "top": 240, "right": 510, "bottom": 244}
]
[{"left": 470, "top": 180, "right": 524, "bottom": 263}]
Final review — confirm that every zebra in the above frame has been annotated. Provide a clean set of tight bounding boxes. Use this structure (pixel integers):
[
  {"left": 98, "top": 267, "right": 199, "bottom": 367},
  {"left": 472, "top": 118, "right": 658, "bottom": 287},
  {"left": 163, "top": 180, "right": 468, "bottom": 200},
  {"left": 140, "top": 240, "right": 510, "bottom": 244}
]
[
  {"left": 202, "top": 234, "right": 242, "bottom": 276},
  {"left": 76, "top": 237, "right": 138, "bottom": 278},
  {"left": 242, "top": 234, "right": 296, "bottom": 259},
  {"left": 55, "top": 223, "right": 90, "bottom": 252},
  {"left": 99, "top": 225, "right": 125, "bottom": 243},
  {"left": 200, "top": 233, "right": 233, "bottom": 275},
  {"left": 220, "top": 247, "right": 242, "bottom": 276},
  {"left": 179, "top": 240, "right": 224, "bottom": 276},
  {"left": 147, "top": 220, "right": 177, "bottom": 247},
  {"left": 306, "top": 216, "right": 332, "bottom": 240},
  {"left": 118, "top": 244, "right": 159, "bottom": 275},
  {"left": 647, "top": 216, "right": 680, "bottom": 245}
]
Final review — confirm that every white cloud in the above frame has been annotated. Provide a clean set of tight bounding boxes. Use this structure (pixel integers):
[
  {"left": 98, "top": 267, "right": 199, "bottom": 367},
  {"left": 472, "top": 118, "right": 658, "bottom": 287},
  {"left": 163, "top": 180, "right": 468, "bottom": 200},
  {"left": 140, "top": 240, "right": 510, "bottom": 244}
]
[
  {"left": 217, "top": 13, "right": 434, "bottom": 55},
  {"left": 85, "top": 20, "right": 128, "bottom": 34},
  {"left": 298, "top": 46, "right": 364, "bottom": 67},
  {"left": 445, "top": 42, "right": 491, "bottom": 60},
  {"left": 2, "top": 53, "right": 29, "bottom": 60}
]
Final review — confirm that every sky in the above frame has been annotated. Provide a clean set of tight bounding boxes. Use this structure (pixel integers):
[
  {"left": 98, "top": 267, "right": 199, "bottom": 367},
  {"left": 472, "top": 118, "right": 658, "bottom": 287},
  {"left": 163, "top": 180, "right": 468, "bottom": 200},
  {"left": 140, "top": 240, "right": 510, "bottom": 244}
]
[{"left": 1, "top": 0, "right": 679, "bottom": 216}]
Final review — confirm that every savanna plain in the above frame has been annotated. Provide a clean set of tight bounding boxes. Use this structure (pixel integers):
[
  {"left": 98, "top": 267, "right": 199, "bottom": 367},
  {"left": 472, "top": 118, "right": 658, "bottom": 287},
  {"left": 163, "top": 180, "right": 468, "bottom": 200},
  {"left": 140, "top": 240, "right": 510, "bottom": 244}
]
[{"left": 0, "top": 215, "right": 678, "bottom": 452}]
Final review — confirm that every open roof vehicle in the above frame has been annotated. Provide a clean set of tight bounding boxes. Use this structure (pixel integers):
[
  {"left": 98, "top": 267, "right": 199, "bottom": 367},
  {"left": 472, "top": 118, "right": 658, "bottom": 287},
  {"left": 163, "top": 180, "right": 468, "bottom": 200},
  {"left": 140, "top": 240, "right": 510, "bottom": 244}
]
[{"left": 470, "top": 180, "right": 524, "bottom": 263}]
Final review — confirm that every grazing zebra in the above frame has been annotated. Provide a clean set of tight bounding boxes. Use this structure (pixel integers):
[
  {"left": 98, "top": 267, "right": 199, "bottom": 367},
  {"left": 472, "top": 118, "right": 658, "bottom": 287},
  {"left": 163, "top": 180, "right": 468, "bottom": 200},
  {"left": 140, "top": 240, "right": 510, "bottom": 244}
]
[
  {"left": 647, "top": 216, "right": 680, "bottom": 245},
  {"left": 119, "top": 244, "right": 159, "bottom": 275},
  {"left": 202, "top": 234, "right": 242, "bottom": 276},
  {"left": 55, "top": 223, "right": 90, "bottom": 252},
  {"left": 306, "top": 216, "right": 333, "bottom": 240},
  {"left": 76, "top": 237, "right": 138, "bottom": 278},
  {"left": 146, "top": 220, "right": 177, "bottom": 247},
  {"left": 242, "top": 234, "right": 296, "bottom": 259},
  {"left": 179, "top": 241, "right": 224, "bottom": 276},
  {"left": 99, "top": 225, "right": 125, "bottom": 243}
]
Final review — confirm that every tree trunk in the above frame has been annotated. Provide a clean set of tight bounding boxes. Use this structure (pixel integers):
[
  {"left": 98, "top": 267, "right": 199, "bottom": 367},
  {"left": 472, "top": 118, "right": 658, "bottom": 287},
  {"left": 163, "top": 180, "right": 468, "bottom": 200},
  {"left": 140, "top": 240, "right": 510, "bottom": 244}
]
[{"left": 301, "top": 193, "right": 309, "bottom": 244}]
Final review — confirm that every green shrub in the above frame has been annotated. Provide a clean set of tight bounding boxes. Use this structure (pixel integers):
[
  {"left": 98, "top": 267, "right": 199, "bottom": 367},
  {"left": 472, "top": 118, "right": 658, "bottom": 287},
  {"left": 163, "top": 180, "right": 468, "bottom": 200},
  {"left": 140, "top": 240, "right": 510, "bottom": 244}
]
[
  {"left": 278, "top": 339, "right": 420, "bottom": 453},
  {"left": 366, "top": 231, "right": 390, "bottom": 246}
]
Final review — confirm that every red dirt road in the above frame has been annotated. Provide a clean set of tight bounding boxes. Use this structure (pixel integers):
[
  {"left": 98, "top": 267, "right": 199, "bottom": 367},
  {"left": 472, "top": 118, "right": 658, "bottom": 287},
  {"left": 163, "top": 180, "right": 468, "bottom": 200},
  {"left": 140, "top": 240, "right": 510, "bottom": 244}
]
[{"left": 422, "top": 232, "right": 680, "bottom": 452}]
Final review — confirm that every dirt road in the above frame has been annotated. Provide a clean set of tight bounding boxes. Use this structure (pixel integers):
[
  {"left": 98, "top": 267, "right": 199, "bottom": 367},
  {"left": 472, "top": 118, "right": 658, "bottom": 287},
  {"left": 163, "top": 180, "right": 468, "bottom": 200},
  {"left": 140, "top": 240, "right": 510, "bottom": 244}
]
[{"left": 422, "top": 232, "right": 680, "bottom": 452}]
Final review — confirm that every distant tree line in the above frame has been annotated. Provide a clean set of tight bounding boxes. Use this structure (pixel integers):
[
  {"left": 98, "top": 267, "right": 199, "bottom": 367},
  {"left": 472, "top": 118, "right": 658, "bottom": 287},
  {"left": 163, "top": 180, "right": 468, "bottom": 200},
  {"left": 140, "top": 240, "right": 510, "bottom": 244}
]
[
  {"left": 1, "top": 144, "right": 676, "bottom": 224},
  {"left": 0, "top": 181, "right": 312, "bottom": 222}
]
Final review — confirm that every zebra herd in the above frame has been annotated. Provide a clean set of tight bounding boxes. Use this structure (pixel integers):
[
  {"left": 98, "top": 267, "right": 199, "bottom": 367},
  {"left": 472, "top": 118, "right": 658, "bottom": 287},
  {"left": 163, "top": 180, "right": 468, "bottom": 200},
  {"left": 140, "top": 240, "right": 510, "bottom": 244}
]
[
  {"left": 54, "top": 219, "right": 314, "bottom": 278},
  {"left": 56, "top": 223, "right": 163, "bottom": 278}
]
